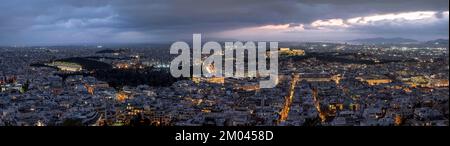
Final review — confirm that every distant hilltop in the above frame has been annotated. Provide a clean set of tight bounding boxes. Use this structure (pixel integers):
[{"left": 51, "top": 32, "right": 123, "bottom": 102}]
[{"left": 424, "top": 39, "right": 449, "bottom": 45}]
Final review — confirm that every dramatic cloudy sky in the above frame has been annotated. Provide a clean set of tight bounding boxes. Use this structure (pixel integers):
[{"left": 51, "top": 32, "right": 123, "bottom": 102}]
[{"left": 0, "top": 0, "right": 448, "bottom": 45}]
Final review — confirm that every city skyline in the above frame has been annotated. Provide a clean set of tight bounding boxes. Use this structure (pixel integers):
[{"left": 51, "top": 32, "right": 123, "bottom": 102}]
[{"left": 0, "top": 0, "right": 449, "bottom": 45}]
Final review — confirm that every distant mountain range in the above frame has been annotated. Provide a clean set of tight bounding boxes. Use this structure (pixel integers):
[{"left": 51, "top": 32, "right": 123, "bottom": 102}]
[
  {"left": 350, "top": 37, "right": 419, "bottom": 44},
  {"left": 424, "top": 39, "right": 449, "bottom": 45},
  {"left": 349, "top": 37, "right": 449, "bottom": 47}
]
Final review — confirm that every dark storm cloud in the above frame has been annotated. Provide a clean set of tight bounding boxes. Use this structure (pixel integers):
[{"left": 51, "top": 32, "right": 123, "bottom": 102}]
[
  {"left": 100, "top": 0, "right": 320, "bottom": 41},
  {"left": 0, "top": 0, "right": 448, "bottom": 45},
  {"left": 109, "top": 0, "right": 449, "bottom": 28}
]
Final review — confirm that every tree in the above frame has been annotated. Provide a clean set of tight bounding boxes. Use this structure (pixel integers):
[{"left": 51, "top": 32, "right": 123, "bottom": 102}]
[{"left": 20, "top": 80, "right": 30, "bottom": 94}]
